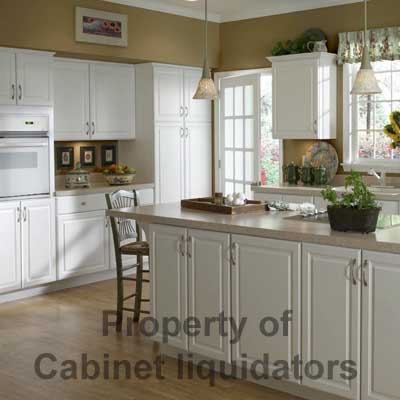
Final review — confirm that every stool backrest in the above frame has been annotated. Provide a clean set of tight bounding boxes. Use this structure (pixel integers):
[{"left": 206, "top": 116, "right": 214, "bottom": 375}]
[{"left": 106, "top": 190, "right": 140, "bottom": 246}]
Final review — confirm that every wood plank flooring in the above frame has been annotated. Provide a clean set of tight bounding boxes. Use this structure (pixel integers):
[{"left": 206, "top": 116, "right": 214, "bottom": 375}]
[{"left": 0, "top": 279, "right": 302, "bottom": 400}]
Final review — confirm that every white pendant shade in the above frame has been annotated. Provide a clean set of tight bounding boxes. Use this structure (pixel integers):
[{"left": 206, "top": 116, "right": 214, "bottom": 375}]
[
  {"left": 193, "top": 0, "right": 218, "bottom": 100},
  {"left": 350, "top": 0, "right": 381, "bottom": 96}
]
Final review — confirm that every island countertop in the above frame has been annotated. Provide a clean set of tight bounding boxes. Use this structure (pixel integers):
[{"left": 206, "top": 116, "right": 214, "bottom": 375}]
[{"left": 106, "top": 203, "right": 400, "bottom": 255}]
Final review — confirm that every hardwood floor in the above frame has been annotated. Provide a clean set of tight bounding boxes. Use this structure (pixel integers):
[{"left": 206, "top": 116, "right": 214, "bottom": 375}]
[{"left": 0, "top": 279, "right": 302, "bottom": 400}]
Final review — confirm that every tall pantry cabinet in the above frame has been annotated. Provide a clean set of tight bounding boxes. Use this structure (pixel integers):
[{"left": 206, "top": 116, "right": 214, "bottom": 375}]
[{"left": 121, "top": 64, "right": 212, "bottom": 204}]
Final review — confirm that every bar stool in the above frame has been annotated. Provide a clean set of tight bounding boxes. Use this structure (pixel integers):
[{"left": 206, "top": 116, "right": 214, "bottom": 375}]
[{"left": 106, "top": 190, "right": 150, "bottom": 331}]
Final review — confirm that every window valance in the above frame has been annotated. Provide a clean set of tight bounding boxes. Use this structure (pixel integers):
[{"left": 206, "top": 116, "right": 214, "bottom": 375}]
[{"left": 337, "top": 26, "right": 400, "bottom": 64}]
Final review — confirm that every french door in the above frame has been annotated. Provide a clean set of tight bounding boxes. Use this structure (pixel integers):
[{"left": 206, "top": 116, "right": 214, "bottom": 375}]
[{"left": 220, "top": 74, "right": 260, "bottom": 198}]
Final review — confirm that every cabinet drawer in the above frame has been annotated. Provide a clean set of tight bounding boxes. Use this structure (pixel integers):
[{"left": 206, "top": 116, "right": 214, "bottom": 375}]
[
  {"left": 56, "top": 194, "right": 107, "bottom": 215},
  {"left": 282, "top": 194, "right": 314, "bottom": 204},
  {"left": 254, "top": 193, "right": 282, "bottom": 203}
]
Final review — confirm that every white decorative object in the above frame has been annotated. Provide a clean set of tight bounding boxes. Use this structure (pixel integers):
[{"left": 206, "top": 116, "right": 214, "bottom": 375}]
[{"left": 75, "top": 7, "right": 128, "bottom": 47}]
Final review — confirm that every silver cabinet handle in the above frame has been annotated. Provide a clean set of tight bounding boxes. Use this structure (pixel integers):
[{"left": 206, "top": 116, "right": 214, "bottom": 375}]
[
  {"left": 350, "top": 259, "right": 358, "bottom": 286},
  {"left": 177, "top": 235, "right": 185, "bottom": 257},
  {"left": 92, "top": 122, "right": 95, "bottom": 135},
  {"left": 185, "top": 106, "right": 189, "bottom": 117},
  {"left": 313, "top": 120, "right": 318, "bottom": 135},
  {"left": 179, "top": 106, "right": 184, "bottom": 117},
  {"left": 185, "top": 128, "right": 189, "bottom": 138},
  {"left": 231, "top": 243, "right": 237, "bottom": 266},
  {"left": 187, "top": 236, "right": 192, "bottom": 258},
  {"left": 86, "top": 122, "right": 90, "bottom": 136},
  {"left": 362, "top": 260, "right": 369, "bottom": 287},
  {"left": 11, "top": 84, "right": 15, "bottom": 100},
  {"left": 180, "top": 127, "right": 184, "bottom": 138},
  {"left": 18, "top": 85, "right": 22, "bottom": 101},
  {"left": 17, "top": 207, "right": 21, "bottom": 223},
  {"left": 23, "top": 207, "right": 27, "bottom": 222}
]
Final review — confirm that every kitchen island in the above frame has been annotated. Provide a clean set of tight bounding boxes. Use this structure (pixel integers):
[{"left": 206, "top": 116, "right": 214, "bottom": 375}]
[{"left": 107, "top": 204, "right": 400, "bottom": 400}]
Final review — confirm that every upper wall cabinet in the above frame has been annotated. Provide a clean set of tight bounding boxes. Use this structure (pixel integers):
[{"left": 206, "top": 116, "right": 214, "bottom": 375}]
[
  {"left": 0, "top": 48, "right": 54, "bottom": 107},
  {"left": 54, "top": 59, "right": 135, "bottom": 141},
  {"left": 268, "top": 52, "right": 337, "bottom": 140}
]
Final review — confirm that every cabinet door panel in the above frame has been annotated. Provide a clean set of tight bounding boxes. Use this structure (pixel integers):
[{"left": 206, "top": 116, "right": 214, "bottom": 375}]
[
  {"left": 54, "top": 60, "right": 90, "bottom": 141},
  {"left": 90, "top": 63, "right": 135, "bottom": 140},
  {"left": 0, "top": 52, "right": 16, "bottom": 105},
  {"left": 273, "top": 60, "right": 316, "bottom": 139},
  {"left": 156, "top": 124, "right": 184, "bottom": 203},
  {"left": 232, "top": 235, "right": 301, "bottom": 380},
  {"left": 188, "top": 229, "right": 230, "bottom": 361},
  {"left": 362, "top": 251, "right": 400, "bottom": 400},
  {"left": 57, "top": 211, "right": 109, "bottom": 279},
  {"left": 154, "top": 66, "right": 183, "bottom": 122},
  {"left": 22, "top": 199, "right": 55, "bottom": 288},
  {"left": 150, "top": 224, "right": 187, "bottom": 350},
  {"left": 186, "top": 123, "right": 212, "bottom": 198},
  {"left": 16, "top": 54, "right": 53, "bottom": 106},
  {"left": 184, "top": 69, "right": 211, "bottom": 123},
  {"left": 302, "top": 243, "right": 361, "bottom": 399},
  {"left": 0, "top": 203, "right": 21, "bottom": 294}
]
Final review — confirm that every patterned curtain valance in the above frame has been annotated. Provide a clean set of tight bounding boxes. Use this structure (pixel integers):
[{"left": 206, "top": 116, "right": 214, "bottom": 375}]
[{"left": 337, "top": 26, "right": 400, "bottom": 64}]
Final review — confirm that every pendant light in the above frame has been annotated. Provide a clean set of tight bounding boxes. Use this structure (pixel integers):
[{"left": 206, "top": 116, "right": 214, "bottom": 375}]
[
  {"left": 351, "top": 0, "right": 381, "bottom": 95},
  {"left": 193, "top": 0, "right": 218, "bottom": 100}
]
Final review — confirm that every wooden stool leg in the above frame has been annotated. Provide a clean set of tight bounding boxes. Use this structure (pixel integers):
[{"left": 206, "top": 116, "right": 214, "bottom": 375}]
[
  {"left": 133, "top": 255, "right": 144, "bottom": 322},
  {"left": 116, "top": 256, "right": 124, "bottom": 332}
]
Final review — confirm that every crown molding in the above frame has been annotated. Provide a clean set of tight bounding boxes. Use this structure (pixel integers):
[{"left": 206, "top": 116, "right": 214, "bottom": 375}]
[{"left": 103, "top": 0, "right": 363, "bottom": 23}]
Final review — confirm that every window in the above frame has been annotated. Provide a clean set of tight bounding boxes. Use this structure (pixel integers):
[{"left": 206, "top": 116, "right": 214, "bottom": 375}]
[
  {"left": 217, "top": 70, "right": 281, "bottom": 195},
  {"left": 344, "top": 60, "right": 400, "bottom": 171}
]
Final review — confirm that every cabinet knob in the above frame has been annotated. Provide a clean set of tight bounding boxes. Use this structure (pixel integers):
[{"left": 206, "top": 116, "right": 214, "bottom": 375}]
[{"left": 81, "top": 202, "right": 87, "bottom": 206}]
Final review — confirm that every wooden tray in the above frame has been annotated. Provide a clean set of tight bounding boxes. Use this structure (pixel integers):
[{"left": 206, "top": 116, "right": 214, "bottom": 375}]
[{"left": 181, "top": 197, "right": 268, "bottom": 215}]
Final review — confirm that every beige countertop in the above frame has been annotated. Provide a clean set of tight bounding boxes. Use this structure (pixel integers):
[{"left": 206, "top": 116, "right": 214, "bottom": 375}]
[
  {"left": 55, "top": 182, "right": 154, "bottom": 197},
  {"left": 107, "top": 203, "right": 400, "bottom": 254}
]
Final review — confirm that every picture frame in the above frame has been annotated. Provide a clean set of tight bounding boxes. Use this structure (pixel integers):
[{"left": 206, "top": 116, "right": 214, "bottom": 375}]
[
  {"left": 57, "top": 147, "right": 74, "bottom": 169},
  {"left": 80, "top": 146, "right": 96, "bottom": 167},
  {"left": 101, "top": 144, "right": 117, "bottom": 167},
  {"left": 75, "top": 7, "right": 128, "bottom": 47}
]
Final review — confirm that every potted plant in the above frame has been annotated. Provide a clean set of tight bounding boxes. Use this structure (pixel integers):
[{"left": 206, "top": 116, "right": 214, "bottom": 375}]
[{"left": 321, "top": 171, "right": 381, "bottom": 233}]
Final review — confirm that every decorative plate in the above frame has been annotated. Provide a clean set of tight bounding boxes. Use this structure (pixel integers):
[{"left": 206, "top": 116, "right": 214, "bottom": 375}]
[{"left": 304, "top": 142, "right": 339, "bottom": 183}]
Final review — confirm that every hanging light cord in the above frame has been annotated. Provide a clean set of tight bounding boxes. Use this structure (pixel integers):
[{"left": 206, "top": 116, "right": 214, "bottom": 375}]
[
  {"left": 204, "top": 0, "right": 208, "bottom": 65},
  {"left": 364, "top": 0, "right": 368, "bottom": 46}
]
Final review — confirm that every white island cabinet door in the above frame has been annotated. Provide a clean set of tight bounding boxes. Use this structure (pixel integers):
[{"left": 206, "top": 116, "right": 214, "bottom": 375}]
[
  {"left": 149, "top": 224, "right": 188, "bottom": 350},
  {"left": 22, "top": 199, "right": 56, "bottom": 288},
  {"left": 362, "top": 251, "right": 400, "bottom": 400},
  {"left": 90, "top": 63, "right": 135, "bottom": 140},
  {"left": 57, "top": 211, "right": 109, "bottom": 279},
  {"left": 0, "top": 52, "right": 16, "bottom": 105},
  {"left": 16, "top": 53, "right": 53, "bottom": 106},
  {"left": 0, "top": 202, "right": 21, "bottom": 294},
  {"left": 54, "top": 60, "right": 90, "bottom": 141},
  {"left": 302, "top": 243, "right": 361, "bottom": 399},
  {"left": 187, "top": 229, "right": 230, "bottom": 362},
  {"left": 231, "top": 235, "right": 301, "bottom": 380}
]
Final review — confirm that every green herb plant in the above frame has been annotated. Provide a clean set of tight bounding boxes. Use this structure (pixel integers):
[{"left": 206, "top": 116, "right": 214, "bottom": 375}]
[{"left": 321, "top": 171, "right": 380, "bottom": 210}]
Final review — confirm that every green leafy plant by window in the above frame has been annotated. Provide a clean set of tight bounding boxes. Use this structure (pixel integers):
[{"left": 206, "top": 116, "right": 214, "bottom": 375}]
[{"left": 321, "top": 171, "right": 380, "bottom": 210}]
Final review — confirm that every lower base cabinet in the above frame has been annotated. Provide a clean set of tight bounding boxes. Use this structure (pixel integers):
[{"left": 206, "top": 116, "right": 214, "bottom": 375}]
[
  {"left": 57, "top": 211, "right": 109, "bottom": 279},
  {"left": 232, "top": 235, "right": 301, "bottom": 380},
  {"left": 362, "top": 251, "right": 400, "bottom": 400},
  {"left": 302, "top": 243, "right": 361, "bottom": 399}
]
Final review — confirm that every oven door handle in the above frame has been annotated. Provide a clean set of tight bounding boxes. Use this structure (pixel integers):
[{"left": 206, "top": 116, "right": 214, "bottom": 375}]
[{"left": 0, "top": 142, "right": 48, "bottom": 148}]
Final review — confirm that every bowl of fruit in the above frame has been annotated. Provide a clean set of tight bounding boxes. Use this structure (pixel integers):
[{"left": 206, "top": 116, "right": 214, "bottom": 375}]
[{"left": 102, "top": 164, "right": 137, "bottom": 186}]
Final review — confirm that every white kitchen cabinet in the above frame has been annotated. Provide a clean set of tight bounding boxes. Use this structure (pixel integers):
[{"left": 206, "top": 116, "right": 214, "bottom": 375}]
[
  {"left": 54, "top": 58, "right": 135, "bottom": 141},
  {"left": 314, "top": 196, "right": 329, "bottom": 211},
  {"left": 0, "top": 52, "right": 16, "bottom": 105},
  {"left": 231, "top": 234, "right": 301, "bottom": 379},
  {"left": 185, "top": 123, "right": 212, "bottom": 198},
  {"left": 253, "top": 192, "right": 283, "bottom": 203},
  {"left": 156, "top": 123, "right": 185, "bottom": 203},
  {"left": 22, "top": 199, "right": 56, "bottom": 288},
  {"left": 0, "top": 48, "right": 54, "bottom": 107},
  {"left": 302, "top": 243, "right": 361, "bottom": 399},
  {"left": 54, "top": 60, "right": 90, "bottom": 141},
  {"left": 16, "top": 53, "right": 53, "bottom": 106},
  {"left": 149, "top": 224, "right": 188, "bottom": 350},
  {"left": 187, "top": 229, "right": 230, "bottom": 362},
  {"left": 184, "top": 69, "right": 212, "bottom": 123},
  {"left": 361, "top": 251, "right": 400, "bottom": 400},
  {"left": 268, "top": 53, "right": 337, "bottom": 140},
  {"left": 90, "top": 63, "right": 135, "bottom": 140},
  {"left": 282, "top": 194, "right": 314, "bottom": 205},
  {"left": 0, "top": 202, "right": 21, "bottom": 294},
  {"left": 57, "top": 211, "right": 109, "bottom": 279},
  {"left": 154, "top": 66, "right": 184, "bottom": 122}
]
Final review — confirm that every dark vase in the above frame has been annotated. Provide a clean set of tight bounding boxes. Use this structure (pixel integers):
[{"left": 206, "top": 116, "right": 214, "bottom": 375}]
[{"left": 327, "top": 206, "right": 381, "bottom": 233}]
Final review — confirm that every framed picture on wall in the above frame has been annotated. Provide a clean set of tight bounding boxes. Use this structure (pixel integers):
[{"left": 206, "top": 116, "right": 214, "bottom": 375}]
[
  {"left": 75, "top": 7, "right": 128, "bottom": 47},
  {"left": 101, "top": 144, "right": 117, "bottom": 166},
  {"left": 57, "top": 147, "right": 74, "bottom": 169},
  {"left": 80, "top": 146, "right": 96, "bottom": 167}
]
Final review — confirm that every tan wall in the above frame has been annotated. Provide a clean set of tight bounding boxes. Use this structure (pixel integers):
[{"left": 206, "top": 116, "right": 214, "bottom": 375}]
[
  {"left": 219, "top": 0, "right": 400, "bottom": 168},
  {"left": 0, "top": 0, "right": 220, "bottom": 67}
]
